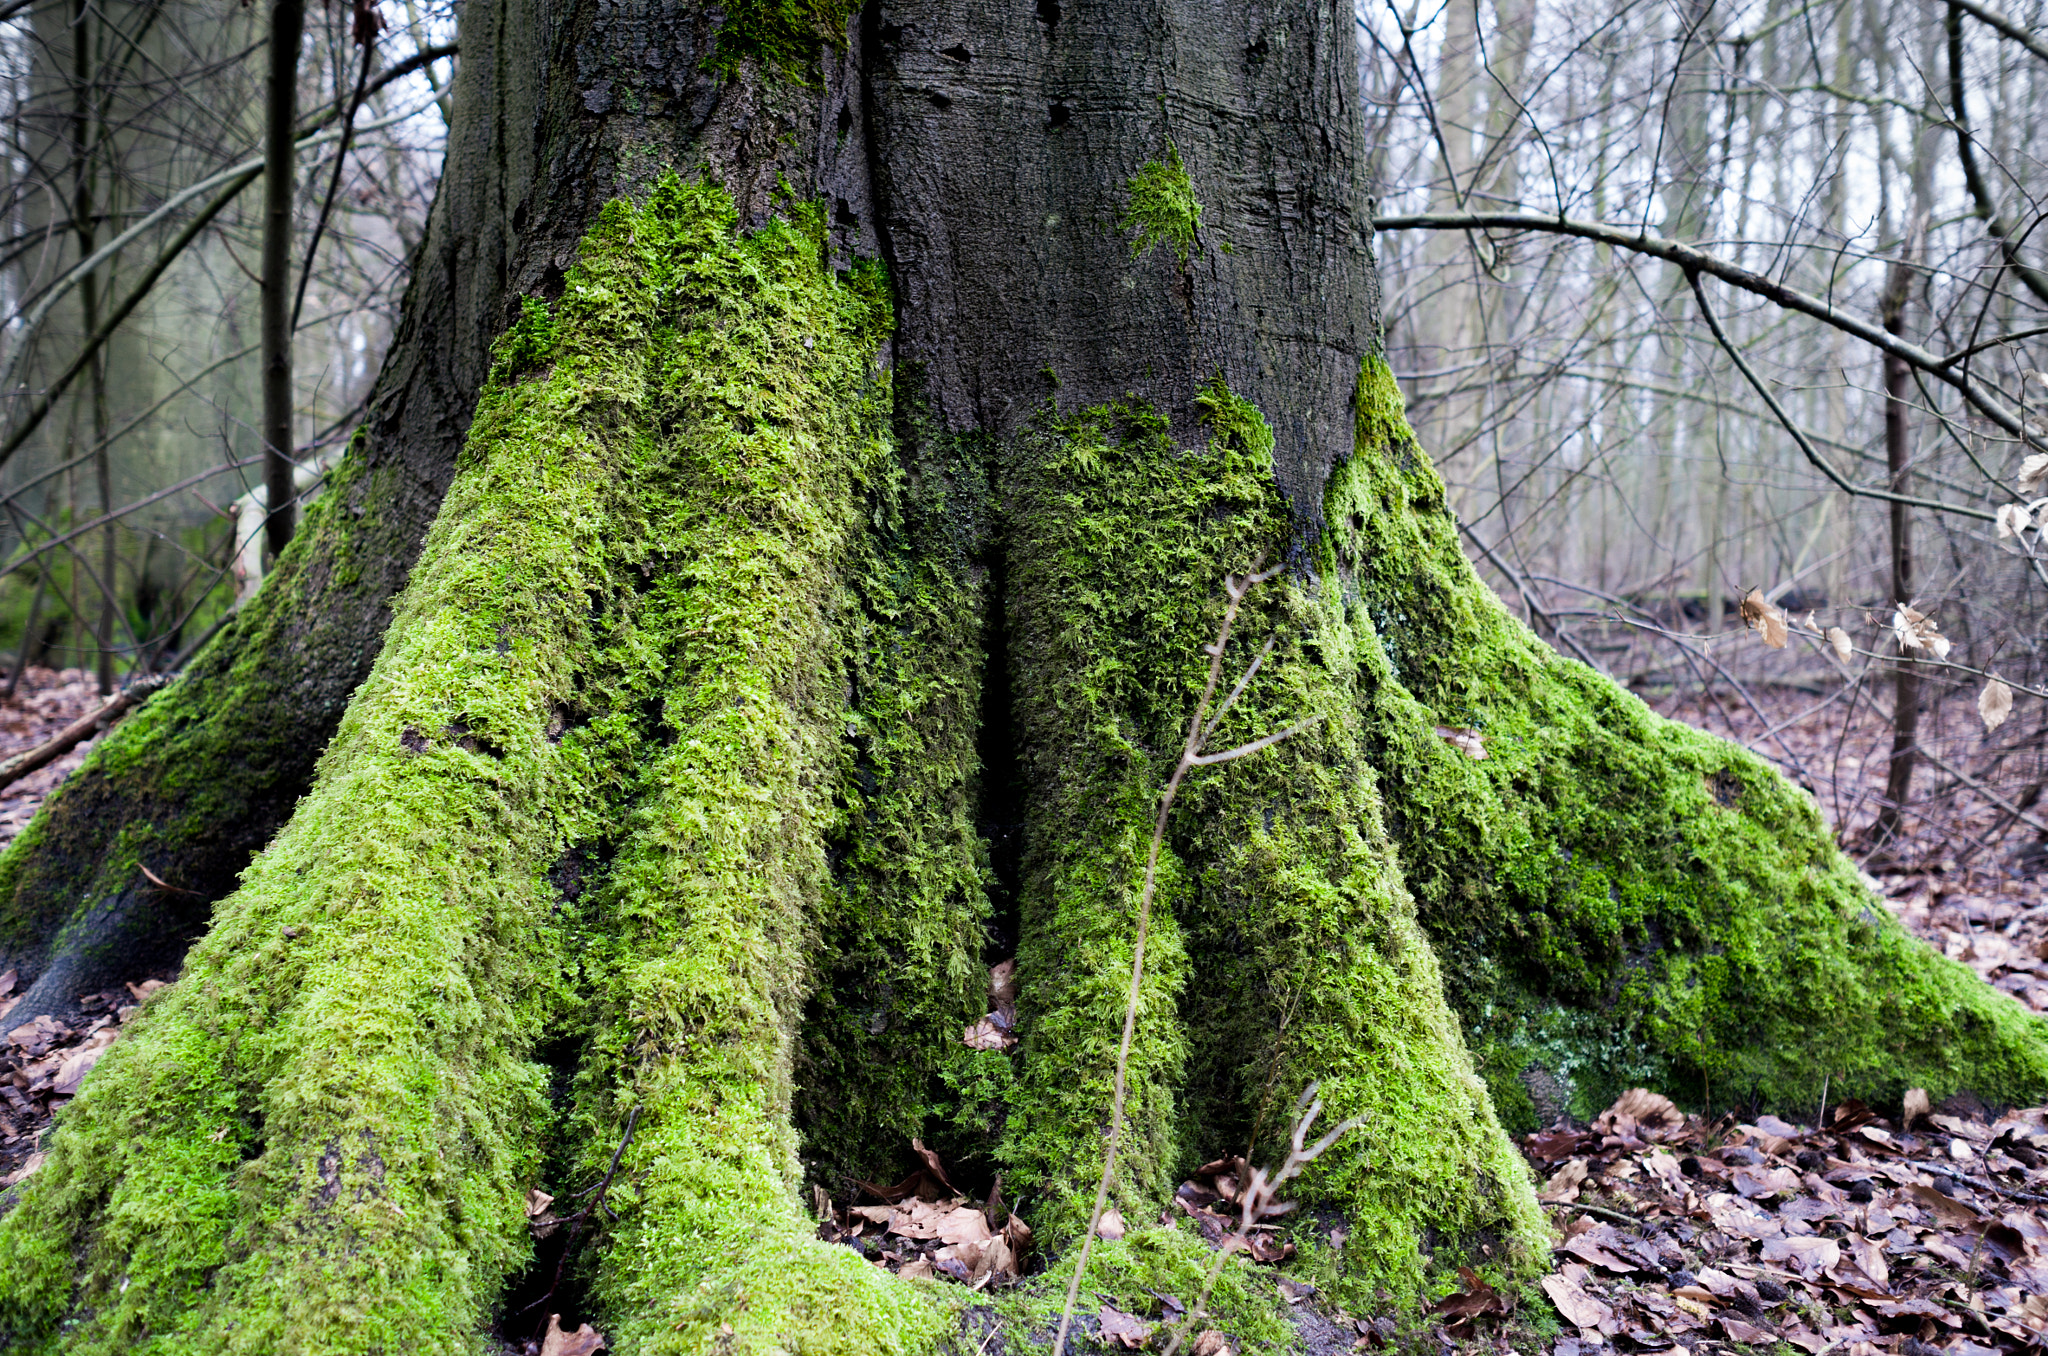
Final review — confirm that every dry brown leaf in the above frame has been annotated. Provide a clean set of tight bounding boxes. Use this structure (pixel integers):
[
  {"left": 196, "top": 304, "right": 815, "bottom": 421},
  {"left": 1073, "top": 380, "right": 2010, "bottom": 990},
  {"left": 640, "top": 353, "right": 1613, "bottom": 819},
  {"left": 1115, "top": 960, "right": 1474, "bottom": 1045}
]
[
  {"left": 1097, "top": 1302, "right": 1153, "bottom": 1349},
  {"left": 2019, "top": 452, "right": 2048, "bottom": 495},
  {"left": 1998, "top": 503, "right": 2034, "bottom": 539},
  {"left": 961, "top": 1015, "right": 1013, "bottom": 1051},
  {"left": 1827, "top": 626, "right": 1854, "bottom": 664},
  {"left": 525, "top": 1188, "right": 555, "bottom": 1219},
  {"left": 1596, "top": 1088, "right": 1684, "bottom": 1136},
  {"left": 1891, "top": 605, "right": 1952, "bottom": 659},
  {"left": 1432, "top": 725, "right": 1487, "bottom": 760},
  {"left": 1094, "top": 1208, "right": 1125, "bottom": 1240},
  {"left": 1538, "top": 1159, "right": 1588, "bottom": 1202},
  {"left": 1902, "top": 1183, "right": 1981, "bottom": 1230},
  {"left": 1981, "top": 678, "right": 2014, "bottom": 732},
  {"left": 125, "top": 979, "right": 165, "bottom": 1003},
  {"left": 1540, "top": 1272, "right": 1613, "bottom": 1329},
  {"left": 1762, "top": 1234, "right": 1840, "bottom": 1276},
  {"left": 0, "top": 968, "right": 15, "bottom": 998},
  {"left": 896, "top": 1257, "right": 933, "bottom": 1281},
  {"left": 1190, "top": 1332, "right": 1236, "bottom": 1356},
  {"left": 537, "top": 1315, "right": 606, "bottom": 1356},
  {"left": 0, "top": 1151, "right": 44, "bottom": 1187},
  {"left": 1739, "top": 588, "right": 1789, "bottom": 648},
  {"left": 1902, "top": 1087, "right": 1930, "bottom": 1127},
  {"left": 49, "top": 1028, "right": 118, "bottom": 1097}
]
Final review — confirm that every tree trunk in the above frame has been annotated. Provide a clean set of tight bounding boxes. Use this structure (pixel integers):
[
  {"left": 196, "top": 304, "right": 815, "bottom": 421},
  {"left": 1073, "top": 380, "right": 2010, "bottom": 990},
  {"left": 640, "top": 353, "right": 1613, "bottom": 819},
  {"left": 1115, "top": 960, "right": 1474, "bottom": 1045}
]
[
  {"left": 3, "top": 0, "right": 2045, "bottom": 1351},
  {"left": 0, "top": 0, "right": 538, "bottom": 1032}
]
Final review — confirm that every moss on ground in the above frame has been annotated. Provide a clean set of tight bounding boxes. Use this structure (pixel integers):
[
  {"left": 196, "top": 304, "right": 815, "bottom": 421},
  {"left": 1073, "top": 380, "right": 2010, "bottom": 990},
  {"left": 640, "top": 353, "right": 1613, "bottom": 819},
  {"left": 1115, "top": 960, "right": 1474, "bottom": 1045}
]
[
  {"left": 997, "top": 377, "right": 1545, "bottom": 1299},
  {"left": 1338, "top": 355, "right": 2048, "bottom": 1129}
]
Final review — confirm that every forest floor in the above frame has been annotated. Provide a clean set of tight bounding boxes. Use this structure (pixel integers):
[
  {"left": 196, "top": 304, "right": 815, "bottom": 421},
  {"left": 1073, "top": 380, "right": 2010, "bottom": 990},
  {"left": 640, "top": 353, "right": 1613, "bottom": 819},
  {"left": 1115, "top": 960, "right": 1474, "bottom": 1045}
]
[{"left": 2, "top": 671, "right": 2045, "bottom": 1354}]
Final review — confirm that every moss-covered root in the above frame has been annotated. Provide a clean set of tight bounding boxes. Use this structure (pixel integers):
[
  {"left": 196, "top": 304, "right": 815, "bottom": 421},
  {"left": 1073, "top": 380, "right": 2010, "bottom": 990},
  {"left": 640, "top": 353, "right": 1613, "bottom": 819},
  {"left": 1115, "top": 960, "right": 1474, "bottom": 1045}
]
[
  {"left": 1340, "top": 356, "right": 2048, "bottom": 1127},
  {"left": 997, "top": 384, "right": 1544, "bottom": 1297},
  {"left": 556, "top": 186, "right": 946, "bottom": 1355},
  {"left": 0, "top": 189, "right": 688, "bottom": 1352}
]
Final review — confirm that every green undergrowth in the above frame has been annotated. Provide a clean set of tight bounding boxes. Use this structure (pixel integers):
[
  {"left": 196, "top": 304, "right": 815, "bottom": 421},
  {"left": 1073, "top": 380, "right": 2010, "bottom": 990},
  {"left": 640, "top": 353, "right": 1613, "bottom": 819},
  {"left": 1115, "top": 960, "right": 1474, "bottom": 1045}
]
[
  {"left": 997, "top": 376, "right": 1545, "bottom": 1300},
  {"left": 1121, "top": 142, "right": 1203, "bottom": 263},
  {"left": 1337, "top": 354, "right": 2048, "bottom": 1129}
]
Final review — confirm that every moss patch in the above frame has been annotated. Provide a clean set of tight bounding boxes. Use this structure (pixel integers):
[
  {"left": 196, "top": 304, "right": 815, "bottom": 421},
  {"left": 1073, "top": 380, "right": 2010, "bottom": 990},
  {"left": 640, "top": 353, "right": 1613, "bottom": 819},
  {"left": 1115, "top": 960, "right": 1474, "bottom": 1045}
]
[
  {"left": 1121, "top": 142, "right": 1203, "bottom": 264},
  {"left": 711, "top": 0, "right": 860, "bottom": 83},
  {"left": 996, "top": 376, "right": 1544, "bottom": 1299},
  {"left": 1337, "top": 354, "right": 2048, "bottom": 1127}
]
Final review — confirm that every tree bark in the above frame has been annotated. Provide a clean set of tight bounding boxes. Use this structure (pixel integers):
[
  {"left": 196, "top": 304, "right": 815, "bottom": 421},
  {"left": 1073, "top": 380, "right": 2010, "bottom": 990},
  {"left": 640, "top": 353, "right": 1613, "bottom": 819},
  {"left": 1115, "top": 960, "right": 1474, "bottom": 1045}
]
[{"left": 0, "top": 0, "right": 2043, "bottom": 1351}]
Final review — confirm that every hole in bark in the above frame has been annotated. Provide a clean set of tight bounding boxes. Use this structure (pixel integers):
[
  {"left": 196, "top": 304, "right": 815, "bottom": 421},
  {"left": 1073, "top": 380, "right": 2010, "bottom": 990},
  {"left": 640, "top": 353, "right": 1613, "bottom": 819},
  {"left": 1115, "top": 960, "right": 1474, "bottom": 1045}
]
[
  {"left": 512, "top": 201, "right": 529, "bottom": 233},
  {"left": 835, "top": 197, "right": 859, "bottom": 229},
  {"left": 928, "top": 91, "right": 951, "bottom": 108},
  {"left": 494, "top": 1031, "right": 596, "bottom": 1346},
  {"left": 940, "top": 43, "right": 970, "bottom": 62},
  {"left": 1246, "top": 36, "right": 1268, "bottom": 62},
  {"left": 1047, "top": 101, "right": 1070, "bottom": 128},
  {"left": 1035, "top": 0, "right": 1060, "bottom": 27},
  {"left": 879, "top": 20, "right": 903, "bottom": 45},
  {"left": 837, "top": 103, "right": 853, "bottom": 139}
]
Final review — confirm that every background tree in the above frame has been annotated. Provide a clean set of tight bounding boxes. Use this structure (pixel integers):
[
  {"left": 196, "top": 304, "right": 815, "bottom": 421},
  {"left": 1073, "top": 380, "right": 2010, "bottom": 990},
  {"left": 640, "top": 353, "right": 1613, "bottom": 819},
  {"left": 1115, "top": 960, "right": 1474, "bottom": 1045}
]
[{"left": 0, "top": 0, "right": 2042, "bottom": 1352}]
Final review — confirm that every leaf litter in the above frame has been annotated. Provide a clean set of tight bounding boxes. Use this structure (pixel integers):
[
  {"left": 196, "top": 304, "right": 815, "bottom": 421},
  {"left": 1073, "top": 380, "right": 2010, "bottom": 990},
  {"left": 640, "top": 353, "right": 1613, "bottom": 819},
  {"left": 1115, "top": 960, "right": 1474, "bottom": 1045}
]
[
  {"left": 0, "top": 973, "right": 166, "bottom": 1189},
  {"left": 1497, "top": 1085, "right": 2048, "bottom": 1356}
]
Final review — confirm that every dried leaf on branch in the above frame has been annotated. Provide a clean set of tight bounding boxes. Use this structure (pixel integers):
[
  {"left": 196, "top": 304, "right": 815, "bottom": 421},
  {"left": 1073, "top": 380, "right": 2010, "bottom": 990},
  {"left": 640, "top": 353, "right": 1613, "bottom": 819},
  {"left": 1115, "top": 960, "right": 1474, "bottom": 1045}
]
[{"left": 1739, "top": 589, "right": 1788, "bottom": 648}]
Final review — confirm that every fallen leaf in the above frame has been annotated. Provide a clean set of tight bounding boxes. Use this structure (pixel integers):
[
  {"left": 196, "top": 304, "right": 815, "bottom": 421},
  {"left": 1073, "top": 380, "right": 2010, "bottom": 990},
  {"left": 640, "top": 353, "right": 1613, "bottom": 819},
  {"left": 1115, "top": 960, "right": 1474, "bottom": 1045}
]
[
  {"left": 1980, "top": 678, "right": 2014, "bottom": 732},
  {"left": 1433, "top": 726, "right": 1487, "bottom": 760},
  {"left": 1094, "top": 1208, "right": 1125, "bottom": 1240},
  {"left": 961, "top": 1015, "right": 1013, "bottom": 1051},
  {"left": 909, "top": 1138, "right": 956, "bottom": 1195},
  {"left": 1902, "top": 1088, "right": 1930, "bottom": 1127},
  {"left": 0, "top": 968, "right": 14, "bottom": 997},
  {"left": 1097, "top": 1302, "right": 1153, "bottom": 1349},
  {"left": 1998, "top": 503, "right": 2033, "bottom": 538},
  {"left": 1827, "top": 626, "right": 1854, "bottom": 663},
  {"left": 526, "top": 1188, "right": 555, "bottom": 1218},
  {"left": 1190, "top": 1332, "right": 1236, "bottom": 1356},
  {"left": 0, "top": 1151, "right": 44, "bottom": 1187},
  {"left": 1762, "top": 1234, "right": 1841, "bottom": 1276},
  {"left": 1716, "top": 1315, "right": 1775, "bottom": 1345},
  {"left": 1597, "top": 1088, "right": 1684, "bottom": 1137},
  {"left": 1540, "top": 1272, "right": 1614, "bottom": 1329},
  {"left": 50, "top": 1028, "right": 118, "bottom": 1096},
  {"left": 1902, "top": 1184, "right": 1981, "bottom": 1231},
  {"left": 1539, "top": 1159, "right": 1588, "bottom": 1202},
  {"left": 1740, "top": 589, "right": 1788, "bottom": 648},
  {"left": 538, "top": 1315, "right": 606, "bottom": 1356}
]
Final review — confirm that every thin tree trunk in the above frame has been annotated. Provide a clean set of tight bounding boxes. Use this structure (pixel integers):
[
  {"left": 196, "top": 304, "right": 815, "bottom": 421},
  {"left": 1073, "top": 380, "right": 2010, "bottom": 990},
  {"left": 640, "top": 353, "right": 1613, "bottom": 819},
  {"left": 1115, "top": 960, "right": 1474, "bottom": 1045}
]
[
  {"left": 260, "top": 0, "right": 304, "bottom": 557},
  {"left": 1876, "top": 253, "right": 1918, "bottom": 847}
]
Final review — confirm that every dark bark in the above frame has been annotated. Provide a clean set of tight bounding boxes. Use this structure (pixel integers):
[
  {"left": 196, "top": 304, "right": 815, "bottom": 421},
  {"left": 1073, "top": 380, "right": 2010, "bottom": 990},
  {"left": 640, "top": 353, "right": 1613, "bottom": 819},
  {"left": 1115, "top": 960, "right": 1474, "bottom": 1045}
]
[
  {"left": 870, "top": 0, "right": 1374, "bottom": 528},
  {"left": 1876, "top": 255, "right": 1917, "bottom": 847},
  {"left": 261, "top": 0, "right": 305, "bottom": 556}
]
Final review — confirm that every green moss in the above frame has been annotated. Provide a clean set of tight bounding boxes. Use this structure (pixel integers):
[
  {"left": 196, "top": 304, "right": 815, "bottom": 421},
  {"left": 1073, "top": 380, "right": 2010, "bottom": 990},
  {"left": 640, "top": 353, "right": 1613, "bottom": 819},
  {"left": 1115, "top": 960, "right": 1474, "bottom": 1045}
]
[
  {"left": 517, "top": 185, "right": 949, "bottom": 1354},
  {"left": 1121, "top": 142, "right": 1203, "bottom": 264},
  {"left": 996, "top": 375, "right": 1544, "bottom": 1300},
  {"left": 1337, "top": 354, "right": 2048, "bottom": 1124},
  {"left": 795, "top": 365, "right": 996, "bottom": 1188},
  {"left": 710, "top": 0, "right": 860, "bottom": 83},
  {"left": 0, "top": 184, "right": 692, "bottom": 1353}
]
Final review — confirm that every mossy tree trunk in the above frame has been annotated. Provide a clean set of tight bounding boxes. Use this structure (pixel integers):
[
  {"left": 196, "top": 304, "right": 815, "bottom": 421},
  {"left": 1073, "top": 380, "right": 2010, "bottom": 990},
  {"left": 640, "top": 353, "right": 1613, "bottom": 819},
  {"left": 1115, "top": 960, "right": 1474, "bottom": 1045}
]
[{"left": 3, "top": 0, "right": 2045, "bottom": 1351}]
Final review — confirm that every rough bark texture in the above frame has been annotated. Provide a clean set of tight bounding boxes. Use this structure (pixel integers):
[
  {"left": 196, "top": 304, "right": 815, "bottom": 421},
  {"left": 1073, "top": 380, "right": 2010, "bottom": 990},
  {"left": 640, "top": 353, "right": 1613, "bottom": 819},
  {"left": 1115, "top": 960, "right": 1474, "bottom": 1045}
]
[
  {"left": 0, "top": 0, "right": 2044, "bottom": 1351},
  {"left": 0, "top": 0, "right": 541, "bottom": 1028}
]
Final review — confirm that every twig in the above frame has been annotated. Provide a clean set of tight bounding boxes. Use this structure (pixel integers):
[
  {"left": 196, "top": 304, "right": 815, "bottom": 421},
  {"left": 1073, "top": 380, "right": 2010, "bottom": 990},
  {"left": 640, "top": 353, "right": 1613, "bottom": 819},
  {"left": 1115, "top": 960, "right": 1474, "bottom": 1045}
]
[
  {"left": 1051, "top": 562, "right": 1319, "bottom": 1356},
  {"left": 521, "top": 1106, "right": 640, "bottom": 1326},
  {"left": 1161, "top": 1085, "right": 1362, "bottom": 1356},
  {"left": 0, "top": 675, "right": 165, "bottom": 793}
]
